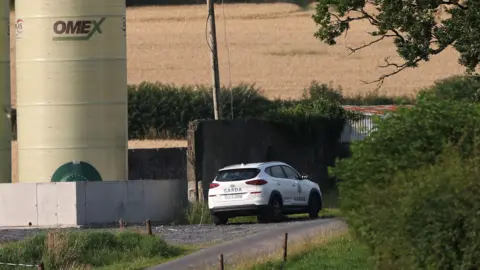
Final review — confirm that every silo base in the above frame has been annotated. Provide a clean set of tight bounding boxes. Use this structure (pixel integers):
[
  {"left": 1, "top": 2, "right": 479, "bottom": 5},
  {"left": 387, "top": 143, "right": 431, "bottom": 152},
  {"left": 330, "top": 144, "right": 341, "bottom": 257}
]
[{"left": 0, "top": 180, "right": 187, "bottom": 227}]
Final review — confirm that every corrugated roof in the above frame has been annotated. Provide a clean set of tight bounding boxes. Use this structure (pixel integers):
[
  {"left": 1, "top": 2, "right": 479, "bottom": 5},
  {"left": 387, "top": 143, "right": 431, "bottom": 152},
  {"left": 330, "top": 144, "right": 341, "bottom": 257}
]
[{"left": 342, "top": 105, "right": 413, "bottom": 115}]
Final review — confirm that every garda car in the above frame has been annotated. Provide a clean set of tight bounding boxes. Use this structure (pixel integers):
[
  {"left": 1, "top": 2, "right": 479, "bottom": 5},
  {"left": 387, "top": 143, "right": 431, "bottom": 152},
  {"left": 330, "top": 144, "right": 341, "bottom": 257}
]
[{"left": 208, "top": 161, "right": 323, "bottom": 225}]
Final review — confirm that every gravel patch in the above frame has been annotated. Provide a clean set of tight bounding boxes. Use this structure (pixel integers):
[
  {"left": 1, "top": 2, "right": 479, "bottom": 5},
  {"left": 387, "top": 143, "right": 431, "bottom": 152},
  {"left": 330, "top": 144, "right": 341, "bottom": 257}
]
[
  {"left": 152, "top": 219, "right": 314, "bottom": 245},
  {"left": 0, "top": 228, "right": 45, "bottom": 245},
  {"left": 0, "top": 218, "right": 332, "bottom": 246}
]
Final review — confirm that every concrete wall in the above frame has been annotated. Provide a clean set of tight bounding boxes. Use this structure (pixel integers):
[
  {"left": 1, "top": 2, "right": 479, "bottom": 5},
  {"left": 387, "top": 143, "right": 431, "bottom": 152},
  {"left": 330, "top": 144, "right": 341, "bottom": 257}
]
[
  {"left": 128, "top": 148, "right": 187, "bottom": 180},
  {"left": 0, "top": 180, "right": 187, "bottom": 227},
  {"left": 187, "top": 119, "right": 340, "bottom": 201}
]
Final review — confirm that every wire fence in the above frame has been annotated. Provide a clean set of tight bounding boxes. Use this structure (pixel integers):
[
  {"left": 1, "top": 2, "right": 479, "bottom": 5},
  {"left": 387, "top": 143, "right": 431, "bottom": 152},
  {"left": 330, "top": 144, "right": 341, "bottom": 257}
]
[{"left": 0, "top": 262, "right": 44, "bottom": 269}]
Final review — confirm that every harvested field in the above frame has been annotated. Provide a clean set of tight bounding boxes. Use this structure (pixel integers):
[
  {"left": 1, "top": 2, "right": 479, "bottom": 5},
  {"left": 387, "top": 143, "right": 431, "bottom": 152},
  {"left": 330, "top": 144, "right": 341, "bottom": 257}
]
[{"left": 9, "top": 3, "right": 467, "bottom": 106}]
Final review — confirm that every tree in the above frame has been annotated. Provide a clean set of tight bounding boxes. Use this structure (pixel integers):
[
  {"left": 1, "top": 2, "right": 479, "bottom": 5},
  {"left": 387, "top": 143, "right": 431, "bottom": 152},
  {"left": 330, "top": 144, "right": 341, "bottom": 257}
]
[{"left": 313, "top": 0, "right": 479, "bottom": 87}]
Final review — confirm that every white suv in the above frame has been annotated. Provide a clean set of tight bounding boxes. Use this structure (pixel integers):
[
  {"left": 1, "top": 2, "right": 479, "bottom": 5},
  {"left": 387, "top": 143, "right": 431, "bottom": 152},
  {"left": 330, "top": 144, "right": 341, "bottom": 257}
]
[{"left": 208, "top": 161, "right": 323, "bottom": 225}]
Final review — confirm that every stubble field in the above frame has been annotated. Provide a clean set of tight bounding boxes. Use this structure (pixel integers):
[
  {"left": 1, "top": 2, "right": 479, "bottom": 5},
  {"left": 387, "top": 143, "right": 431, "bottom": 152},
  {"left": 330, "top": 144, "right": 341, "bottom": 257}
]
[{"left": 8, "top": 3, "right": 467, "bottom": 181}]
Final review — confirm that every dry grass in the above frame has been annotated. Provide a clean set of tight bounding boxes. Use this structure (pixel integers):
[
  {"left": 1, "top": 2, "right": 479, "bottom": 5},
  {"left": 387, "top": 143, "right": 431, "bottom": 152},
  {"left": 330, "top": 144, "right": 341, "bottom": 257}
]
[
  {"left": 213, "top": 226, "right": 348, "bottom": 270},
  {"left": 9, "top": 3, "right": 467, "bottom": 105}
]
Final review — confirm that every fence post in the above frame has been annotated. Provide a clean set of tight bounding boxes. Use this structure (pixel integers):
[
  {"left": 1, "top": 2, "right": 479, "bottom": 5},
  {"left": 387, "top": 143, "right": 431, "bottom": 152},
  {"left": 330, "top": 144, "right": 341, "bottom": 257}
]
[
  {"left": 37, "top": 262, "right": 44, "bottom": 270},
  {"left": 283, "top": 233, "right": 288, "bottom": 263},
  {"left": 218, "top": 254, "right": 224, "bottom": 270},
  {"left": 146, "top": 220, "right": 152, "bottom": 235}
]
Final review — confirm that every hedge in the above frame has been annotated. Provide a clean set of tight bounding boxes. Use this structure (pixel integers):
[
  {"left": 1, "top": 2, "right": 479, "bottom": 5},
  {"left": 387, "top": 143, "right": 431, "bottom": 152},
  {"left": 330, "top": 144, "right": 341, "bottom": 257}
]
[
  {"left": 335, "top": 75, "right": 480, "bottom": 269},
  {"left": 128, "top": 82, "right": 274, "bottom": 139},
  {"left": 10, "top": 81, "right": 411, "bottom": 141},
  {"left": 127, "top": 81, "right": 393, "bottom": 140}
]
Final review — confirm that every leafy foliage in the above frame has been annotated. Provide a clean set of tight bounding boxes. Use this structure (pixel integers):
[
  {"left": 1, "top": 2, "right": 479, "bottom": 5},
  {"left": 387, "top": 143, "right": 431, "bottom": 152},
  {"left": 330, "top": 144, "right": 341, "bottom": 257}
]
[
  {"left": 304, "top": 81, "right": 414, "bottom": 105},
  {"left": 127, "top": 83, "right": 271, "bottom": 139},
  {"left": 313, "top": 0, "right": 480, "bottom": 84},
  {"left": 335, "top": 75, "right": 480, "bottom": 269},
  {"left": 11, "top": 81, "right": 408, "bottom": 140},
  {"left": 376, "top": 151, "right": 480, "bottom": 270},
  {"left": 417, "top": 74, "right": 480, "bottom": 102},
  {"left": 127, "top": 81, "right": 408, "bottom": 140}
]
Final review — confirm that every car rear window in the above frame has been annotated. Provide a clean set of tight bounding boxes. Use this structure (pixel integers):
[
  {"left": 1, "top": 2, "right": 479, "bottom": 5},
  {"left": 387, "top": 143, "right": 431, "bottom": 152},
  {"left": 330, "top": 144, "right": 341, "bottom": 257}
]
[{"left": 215, "top": 168, "right": 261, "bottom": 182}]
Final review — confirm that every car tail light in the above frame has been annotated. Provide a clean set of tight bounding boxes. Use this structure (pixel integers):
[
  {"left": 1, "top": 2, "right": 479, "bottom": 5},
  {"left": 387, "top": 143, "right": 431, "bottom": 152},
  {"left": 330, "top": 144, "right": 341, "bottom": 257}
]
[
  {"left": 245, "top": 179, "right": 268, "bottom": 185},
  {"left": 209, "top": 183, "right": 219, "bottom": 189}
]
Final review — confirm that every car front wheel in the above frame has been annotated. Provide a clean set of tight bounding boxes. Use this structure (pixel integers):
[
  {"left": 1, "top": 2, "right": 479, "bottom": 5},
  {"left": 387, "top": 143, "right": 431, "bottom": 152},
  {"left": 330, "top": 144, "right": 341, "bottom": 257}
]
[{"left": 308, "top": 193, "right": 322, "bottom": 219}]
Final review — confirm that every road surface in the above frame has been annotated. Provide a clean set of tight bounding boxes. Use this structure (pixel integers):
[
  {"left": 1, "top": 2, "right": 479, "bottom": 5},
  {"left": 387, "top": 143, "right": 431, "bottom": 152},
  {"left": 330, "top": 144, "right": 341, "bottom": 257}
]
[{"left": 147, "top": 218, "right": 347, "bottom": 270}]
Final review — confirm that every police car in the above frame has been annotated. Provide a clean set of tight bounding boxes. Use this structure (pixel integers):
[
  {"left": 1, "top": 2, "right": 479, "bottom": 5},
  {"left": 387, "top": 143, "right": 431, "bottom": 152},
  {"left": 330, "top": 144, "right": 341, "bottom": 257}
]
[{"left": 208, "top": 161, "right": 323, "bottom": 225}]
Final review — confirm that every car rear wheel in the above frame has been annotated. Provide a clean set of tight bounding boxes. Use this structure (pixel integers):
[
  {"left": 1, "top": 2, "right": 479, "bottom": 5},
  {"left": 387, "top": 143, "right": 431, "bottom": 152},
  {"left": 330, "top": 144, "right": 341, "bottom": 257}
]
[
  {"left": 308, "top": 193, "right": 322, "bottom": 219},
  {"left": 258, "top": 195, "right": 283, "bottom": 223},
  {"left": 212, "top": 214, "right": 228, "bottom": 225}
]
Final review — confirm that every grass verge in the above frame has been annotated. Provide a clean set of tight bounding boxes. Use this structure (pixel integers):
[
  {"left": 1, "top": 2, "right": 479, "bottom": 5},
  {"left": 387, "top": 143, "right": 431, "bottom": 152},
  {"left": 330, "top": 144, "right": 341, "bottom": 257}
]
[
  {"left": 236, "top": 233, "right": 371, "bottom": 270},
  {"left": 0, "top": 230, "right": 191, "bottom": 270},
  {"left": 177, "top": 200, "right": 342, "bottom": 225}
]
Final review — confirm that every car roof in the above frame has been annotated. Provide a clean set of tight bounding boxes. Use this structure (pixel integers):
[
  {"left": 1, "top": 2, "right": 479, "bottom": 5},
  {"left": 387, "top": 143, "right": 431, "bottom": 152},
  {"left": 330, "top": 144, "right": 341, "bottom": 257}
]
[{"left": 219, "top": 161, "right": 288, "bottom": 171}]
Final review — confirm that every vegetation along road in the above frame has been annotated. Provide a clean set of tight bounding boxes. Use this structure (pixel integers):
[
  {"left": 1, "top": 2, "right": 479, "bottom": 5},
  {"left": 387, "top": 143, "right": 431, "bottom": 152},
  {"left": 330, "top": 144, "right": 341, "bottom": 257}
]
[
  {"left": 148, "top": 218, "right": 347, "bottom": 270},
  {"left": 1, "top": 219, "right": 321, "bottom": 245}
]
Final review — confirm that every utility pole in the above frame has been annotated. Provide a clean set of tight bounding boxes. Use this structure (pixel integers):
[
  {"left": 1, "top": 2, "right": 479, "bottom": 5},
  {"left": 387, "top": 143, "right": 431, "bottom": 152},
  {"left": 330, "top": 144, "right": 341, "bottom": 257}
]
[{"left": 207, "top": 0, "right": 222, "bottom": 120}]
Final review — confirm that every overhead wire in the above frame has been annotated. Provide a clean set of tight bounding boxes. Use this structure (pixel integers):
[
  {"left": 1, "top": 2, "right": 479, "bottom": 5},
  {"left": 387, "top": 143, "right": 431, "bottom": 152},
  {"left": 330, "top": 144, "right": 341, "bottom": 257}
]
[{"left": 220, "top": 0, "right": 234, "bottom": 119}]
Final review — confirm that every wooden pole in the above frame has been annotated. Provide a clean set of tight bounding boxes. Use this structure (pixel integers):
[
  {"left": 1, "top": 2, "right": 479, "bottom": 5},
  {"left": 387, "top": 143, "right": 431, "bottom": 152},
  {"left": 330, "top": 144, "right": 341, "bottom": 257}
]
[
  {"left": 207, "top": 0, "right": 222, "bottom": 120},
  {"left": 146, "top": 220, "right": 152, "bottom": 235},
  {"left": 283, "top": 233, "right": 288, "bottom": 263},
  {"left": 37, "top": 262, "right": 45, "bottom": 270},
  {"left": 218, "top": 254, "right": 224, "bottom": 270}
]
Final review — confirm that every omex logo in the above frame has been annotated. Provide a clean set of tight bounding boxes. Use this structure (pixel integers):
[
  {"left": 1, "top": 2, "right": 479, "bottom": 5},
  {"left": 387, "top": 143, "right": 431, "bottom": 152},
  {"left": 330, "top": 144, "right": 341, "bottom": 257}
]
[{"left": 52, "top": 17, "right": 106, "bottom": 41}]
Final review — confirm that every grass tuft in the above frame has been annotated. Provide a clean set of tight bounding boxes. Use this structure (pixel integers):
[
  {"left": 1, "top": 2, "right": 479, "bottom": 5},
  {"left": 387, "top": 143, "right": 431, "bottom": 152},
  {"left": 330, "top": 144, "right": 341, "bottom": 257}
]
[{"left": 0, "top": 230, "right": 185, "bottom": 269}]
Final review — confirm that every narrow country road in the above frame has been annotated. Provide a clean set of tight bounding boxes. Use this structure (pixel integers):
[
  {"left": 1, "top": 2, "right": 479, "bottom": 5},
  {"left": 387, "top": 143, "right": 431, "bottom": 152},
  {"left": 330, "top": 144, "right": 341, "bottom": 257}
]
[{"left": 147, "top": 218, "right": 347, "bottom": 270}]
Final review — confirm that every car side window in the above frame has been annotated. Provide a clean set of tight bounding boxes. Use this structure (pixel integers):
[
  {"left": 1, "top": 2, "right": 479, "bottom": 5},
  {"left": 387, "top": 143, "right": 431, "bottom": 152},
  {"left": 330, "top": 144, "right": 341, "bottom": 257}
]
[
  {"left": 267, "top": 166, "right": 286, "bottom": 178},
  {"left": 282, "top": 166, "right": 300, "bottom": 180}
]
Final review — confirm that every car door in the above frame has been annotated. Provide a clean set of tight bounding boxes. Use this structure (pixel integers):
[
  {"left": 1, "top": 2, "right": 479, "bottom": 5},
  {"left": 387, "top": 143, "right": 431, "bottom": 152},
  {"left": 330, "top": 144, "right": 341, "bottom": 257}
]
[
  {"left": 266, "top": 165, "right": 294, "bottom": 206},
  {"left": 281, "top": 165, "right": 308, "bottom": 206}
]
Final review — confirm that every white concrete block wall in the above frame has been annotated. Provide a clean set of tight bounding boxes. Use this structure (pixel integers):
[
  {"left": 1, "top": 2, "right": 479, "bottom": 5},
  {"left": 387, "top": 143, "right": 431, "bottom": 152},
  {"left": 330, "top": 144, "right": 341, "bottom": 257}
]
[
  {"left": 0, "top": 183, "right": 38, "bottom": 226},
  {"left": 0, "top": 180, "right": 187, "bottom": 227}
]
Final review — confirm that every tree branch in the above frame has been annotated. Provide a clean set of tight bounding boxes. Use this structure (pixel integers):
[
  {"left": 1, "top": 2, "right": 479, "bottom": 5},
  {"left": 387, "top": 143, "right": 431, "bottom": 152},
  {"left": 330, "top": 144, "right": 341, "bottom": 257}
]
[
  {"left": 361, "top": 45, "right": 449, "bottom": 90},
  {"left": 360, "top": 57, "right": 422, "bottom": 90},
  {"left": 345, "top": 34, "right": 396, "bottom": 55}
]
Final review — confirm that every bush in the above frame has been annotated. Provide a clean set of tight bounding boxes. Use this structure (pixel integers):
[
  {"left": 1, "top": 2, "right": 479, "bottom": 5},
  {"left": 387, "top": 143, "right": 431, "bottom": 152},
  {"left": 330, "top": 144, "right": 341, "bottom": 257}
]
[
  {"left": 417, "top": 75, "right": 480, "bottom": 103},
  {"left": 304, "top": 81, "right": 415, "bottom": 105},
  {"left": 179, "top": 201, "right": 212, "bottom": 225},
  {"left": 128, "top": 81, "right": 400, "bottom": 140},
  {"left": 0, "top": 230, "right": 183, "bottom": 269},
  {"left": 128, "top": 82, "right": 272, "bottom": 139},
  {"left": 335, "top": 75, "right": 480, "bottom": 269},
  {"left": 369, "top": 150, "right": 480, "bottom": 269}
]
